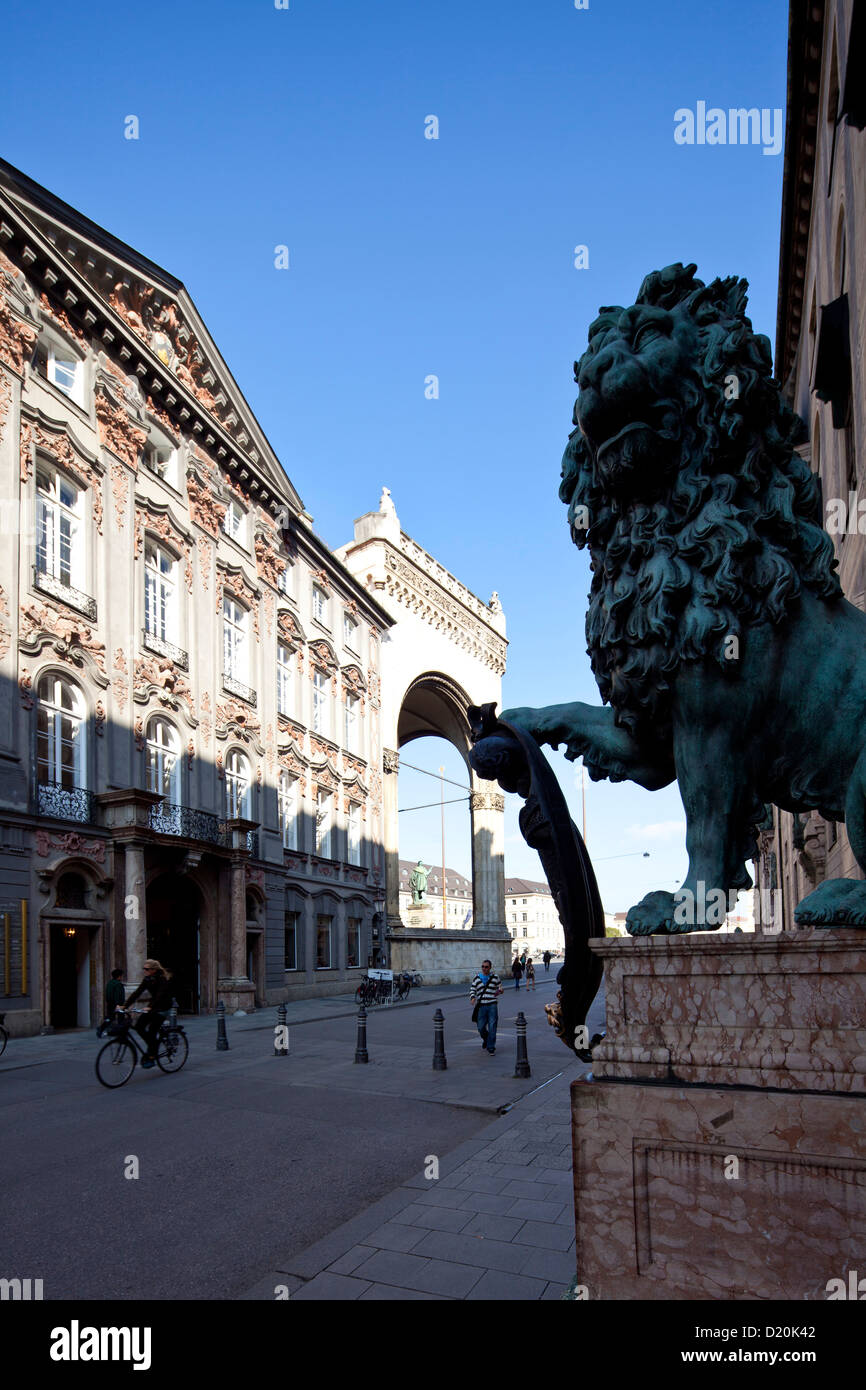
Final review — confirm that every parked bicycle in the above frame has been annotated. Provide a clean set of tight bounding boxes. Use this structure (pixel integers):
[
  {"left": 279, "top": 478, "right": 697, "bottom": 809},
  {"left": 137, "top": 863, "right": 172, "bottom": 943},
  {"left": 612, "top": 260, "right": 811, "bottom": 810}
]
[
  {"left": 95, "top": 1010, "right": 188, "bottom": 1088},
  {"left": 0, "top": 1012, "right": 7, "bottom": 1058}
]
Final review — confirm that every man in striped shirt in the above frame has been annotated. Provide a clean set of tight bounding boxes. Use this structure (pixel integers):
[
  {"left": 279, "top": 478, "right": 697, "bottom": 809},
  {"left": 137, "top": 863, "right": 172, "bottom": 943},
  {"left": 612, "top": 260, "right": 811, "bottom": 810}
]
[{"left": 469, "top": 959, "right": 502, "bottom": 1055}]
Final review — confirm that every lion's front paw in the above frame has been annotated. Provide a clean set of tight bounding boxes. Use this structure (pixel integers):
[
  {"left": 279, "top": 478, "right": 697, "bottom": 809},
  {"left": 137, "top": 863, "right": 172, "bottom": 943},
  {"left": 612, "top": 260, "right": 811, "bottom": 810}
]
[
  {"left": 795, "top": 879, "right": 866, "bottom": 927},
  {"left": 625, "top": 890, "right": 676, "bottom": 936}
]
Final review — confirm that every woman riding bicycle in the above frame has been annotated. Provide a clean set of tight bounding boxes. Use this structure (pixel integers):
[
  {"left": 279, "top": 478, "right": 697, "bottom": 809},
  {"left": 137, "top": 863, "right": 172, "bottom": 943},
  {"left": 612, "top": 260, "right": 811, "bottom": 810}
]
[{"left": 122, "top": 959, "right": 174, "bottom": 1069}]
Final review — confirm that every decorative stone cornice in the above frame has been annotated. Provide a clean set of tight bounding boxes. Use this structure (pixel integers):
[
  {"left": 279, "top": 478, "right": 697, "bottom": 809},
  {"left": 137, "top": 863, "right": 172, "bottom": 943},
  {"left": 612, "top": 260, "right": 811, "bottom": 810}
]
[
  {"left": 382, "top": 543, "right": 507, "bottom": 675},
  {"left": 383, "top": 748, "right": 399, "bottom": 774},
  {"left": 19, "top": 598, "right": 107, "bottom": 677}
]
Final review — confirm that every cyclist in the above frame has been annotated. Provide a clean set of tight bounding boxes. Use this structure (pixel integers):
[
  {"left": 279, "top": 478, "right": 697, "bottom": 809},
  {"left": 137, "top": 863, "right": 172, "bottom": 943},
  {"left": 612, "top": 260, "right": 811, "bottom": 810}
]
[{"left": 122, "top": 959, "right": 175, "bottom": 1069}]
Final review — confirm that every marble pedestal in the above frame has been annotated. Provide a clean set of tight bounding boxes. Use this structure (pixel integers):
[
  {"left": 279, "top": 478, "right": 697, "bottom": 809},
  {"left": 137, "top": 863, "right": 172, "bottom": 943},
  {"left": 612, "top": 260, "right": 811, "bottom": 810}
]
[{"left": 572, "top": 931, "right": 866, "bottom": 1300}]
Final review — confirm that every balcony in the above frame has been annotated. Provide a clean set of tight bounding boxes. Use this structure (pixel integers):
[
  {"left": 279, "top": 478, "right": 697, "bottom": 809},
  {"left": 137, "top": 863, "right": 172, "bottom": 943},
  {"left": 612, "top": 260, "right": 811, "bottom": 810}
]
[
  {"left": 143, "top": 628, "right": 189, "bottom": 670},
  {"left": 222, "top": 673, "right": 257, "bottom": 706},
  {"left": 33, "top": 566, "right": 97, "bottom": 622},
  {"left": 149, "top": 802, "right": 226, "bottom": 845},
  {"left": 37, "top": 780, "right": 95, "bottom": 824},
  {"left": 149, "top": 804, "right": 259, "bottom": 856}
]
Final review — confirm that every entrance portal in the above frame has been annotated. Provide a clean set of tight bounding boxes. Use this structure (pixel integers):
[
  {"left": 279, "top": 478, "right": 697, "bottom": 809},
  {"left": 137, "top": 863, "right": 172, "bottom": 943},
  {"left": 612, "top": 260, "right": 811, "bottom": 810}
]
[
  {"left": 145, "top": 875, "right": 201, "bottom": 1014},
  {"left": 49, "top": 924, "right": 80, "bottom": 1029}
]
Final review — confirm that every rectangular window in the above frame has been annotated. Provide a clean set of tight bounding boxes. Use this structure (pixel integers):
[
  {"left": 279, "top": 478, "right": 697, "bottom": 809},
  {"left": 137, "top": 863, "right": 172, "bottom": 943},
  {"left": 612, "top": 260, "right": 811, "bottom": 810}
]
[
  {"left": 277, "top": 643, "right": 292, "bottom": 716},
  {"left": 344, "top": 694, "right": 358, "bottom": 753},
  {"left": 223, "top": 499, "right": 246, "bottom": 544},
  {"left": 315, "top": 789, "right": 332, "bottom": 858},
  {"left": 278, "top": 774, "right": 298, "bottom": 850},
  {"left": 312, "top": 585, "right": 328, "bottom": 625},
  {"left": 145, "top": 542, "right": 177, "bottom": 641},
  {"left": 343, "top": 613, "right": 358, "bottom": 649},
  {"left": 223, "top": 597, "right": 247, "bottom": 681},
  {"left": 36, "top": 468, "right": 83, "bottom": 588},
  {"left": 347, "top": 802, "right": 361, "bottom": 865},
  {"left": 284, "top": 910, "right": 299, "bottom": 971},
  {"left": 347, "top": 917, "right": 361, "bottom": 969},
  {"left": 278, "top": 566, "right": 292, "bottom": 598},
  {"left": 36, "top": 339, "right": 84, "bottom": 406},
  {"left": 316, "top": 914, "right": 332, "bottom": 968},
  {"left": 312, "top": 670, "right": 329, "bottom": 736}
]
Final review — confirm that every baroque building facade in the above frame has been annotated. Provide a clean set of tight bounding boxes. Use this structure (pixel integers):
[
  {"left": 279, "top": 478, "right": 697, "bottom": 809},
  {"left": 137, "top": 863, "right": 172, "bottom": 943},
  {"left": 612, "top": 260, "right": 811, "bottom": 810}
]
[
  {"left": 0, "top": 159, "right": 394, "bottom": 1034},
  {"left": 755, "top": 0, "right": 865, "bottom": 928}
]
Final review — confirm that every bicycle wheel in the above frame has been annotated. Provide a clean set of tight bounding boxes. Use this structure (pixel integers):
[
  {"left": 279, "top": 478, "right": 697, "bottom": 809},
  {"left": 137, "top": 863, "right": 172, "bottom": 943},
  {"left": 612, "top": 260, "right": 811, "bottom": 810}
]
[
  {"left": 156, "top": 1027, "right": 188, "bottom": 1073},
  {"left": 355, "top": 984, "right": 365, "bottom": 1004},
  {"left": 413, "top": 974, "right": 423, "bottom": 987},
  {"left": 95, "top": 1038, "right": 136, "bottom": 1088},
  {"left": 0, "top": 1025, "right": 7, "bottom": 1057}
]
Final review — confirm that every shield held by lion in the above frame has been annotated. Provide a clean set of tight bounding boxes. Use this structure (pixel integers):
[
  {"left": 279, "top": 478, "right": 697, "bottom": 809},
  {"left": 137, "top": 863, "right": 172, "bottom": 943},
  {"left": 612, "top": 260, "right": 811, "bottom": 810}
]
[{"left": 504, "top": 262, "right": 866, "bottom": 934}]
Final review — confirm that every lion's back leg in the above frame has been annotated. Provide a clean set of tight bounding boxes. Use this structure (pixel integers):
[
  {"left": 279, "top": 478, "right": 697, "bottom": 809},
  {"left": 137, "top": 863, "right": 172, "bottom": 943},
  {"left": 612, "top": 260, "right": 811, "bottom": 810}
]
[{"left": 796, "top": 745, "right": 866, "bottom": 927}]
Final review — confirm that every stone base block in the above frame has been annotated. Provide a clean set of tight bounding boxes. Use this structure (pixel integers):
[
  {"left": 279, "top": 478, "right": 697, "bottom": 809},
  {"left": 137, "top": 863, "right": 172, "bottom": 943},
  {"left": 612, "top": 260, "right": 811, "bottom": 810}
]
[
  {"left": 572, "top": 1076, "right": 866, "bottom": 1300},
  {"left": 1, "top": 1008, "right": 43, "bottom": 1037},
  {"left": 217, "top": 977, "right": 255, "bottom": 1014},
  {"left": 388, "top": 931, "right": 510, "bottom": 985}
]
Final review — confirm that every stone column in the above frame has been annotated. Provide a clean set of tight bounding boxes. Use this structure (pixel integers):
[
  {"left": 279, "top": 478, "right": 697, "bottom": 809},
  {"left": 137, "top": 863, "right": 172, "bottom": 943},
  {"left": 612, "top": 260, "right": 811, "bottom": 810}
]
[
  {"left": 217, "top": 818, "right": 257, "bottom": 1012},
  {"left": 383, "top": 748, "right": 402, "bottom": 931},
  {"left": 230, "top": 853, "right": 247, "bottom": 980},
  {"left": 124, "top": 840, "right": 147, "bottom": 985},
  {"left": 469, "top": 785, "right": 507, "bottom": 934}
]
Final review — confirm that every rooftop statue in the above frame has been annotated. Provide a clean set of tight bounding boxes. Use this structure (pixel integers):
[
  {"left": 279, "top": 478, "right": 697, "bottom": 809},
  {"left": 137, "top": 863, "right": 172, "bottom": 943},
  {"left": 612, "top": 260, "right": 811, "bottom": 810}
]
[{"left": 498, "top": 261, "right": 866, "bottom": 933}]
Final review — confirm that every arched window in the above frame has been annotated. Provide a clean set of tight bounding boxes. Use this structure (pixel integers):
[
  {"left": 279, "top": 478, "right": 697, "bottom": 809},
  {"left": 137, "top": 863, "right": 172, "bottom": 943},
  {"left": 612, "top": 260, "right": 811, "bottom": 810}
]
[
  {"left": 225, "top": 749, "right": 251, "bottom": 819},
  {"left": 146, "top": 718, "right": 181, "bottom": 804},
  {"left": 55, "top": 872, "right": 87, "bottom": 909},
  {"left": 37, "top": 674, "right": 86, "bottom": 789}
]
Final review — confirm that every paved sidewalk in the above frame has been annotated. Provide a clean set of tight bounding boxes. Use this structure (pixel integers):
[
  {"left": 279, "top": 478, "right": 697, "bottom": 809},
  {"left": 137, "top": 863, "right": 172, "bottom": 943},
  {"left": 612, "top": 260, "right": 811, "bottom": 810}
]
[{"left": 238, "top": 989, "right": 604, "bottom": 1301}]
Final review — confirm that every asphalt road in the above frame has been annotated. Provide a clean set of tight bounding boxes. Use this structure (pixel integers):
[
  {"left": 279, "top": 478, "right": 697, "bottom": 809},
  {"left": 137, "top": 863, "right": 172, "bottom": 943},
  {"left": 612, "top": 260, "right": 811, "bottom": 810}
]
[{"left": 0, "top": 972, "right": 598, "bottom": 1300}]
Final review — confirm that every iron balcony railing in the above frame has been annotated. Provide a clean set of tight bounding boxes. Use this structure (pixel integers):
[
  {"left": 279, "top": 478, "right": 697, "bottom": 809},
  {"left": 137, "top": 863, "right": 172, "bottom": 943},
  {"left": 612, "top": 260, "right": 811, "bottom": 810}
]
[
  {"left": 36, "top": 779, "right": 95, "bottom": 824},
  {"left": 150, "top": 804, "right": 260, "bottom": 856},
  {"left": 142, "top": 628, "right": 189, "bottom": 671},
  {"left": 222, "top": 673, "right": 257, "bottom": 706},
  {"left": 33, "top": 566, "right": 97, "bottom": 622},
  {"left": 149, "top": 803, "right": 225, "bottom": 845}
]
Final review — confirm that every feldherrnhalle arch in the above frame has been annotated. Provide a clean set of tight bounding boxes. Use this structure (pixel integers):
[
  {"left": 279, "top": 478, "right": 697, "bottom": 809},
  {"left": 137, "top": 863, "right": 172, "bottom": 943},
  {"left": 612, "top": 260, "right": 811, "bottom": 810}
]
[{"left": 337, "top": 490, "right": 511, "bottom": 980}]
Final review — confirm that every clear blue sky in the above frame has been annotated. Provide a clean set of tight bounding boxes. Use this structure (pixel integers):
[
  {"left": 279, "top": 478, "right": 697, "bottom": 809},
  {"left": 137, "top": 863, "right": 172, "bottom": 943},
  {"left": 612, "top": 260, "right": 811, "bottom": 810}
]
[{"left": 1, "top": 0, "right": 789, "bottom": 910}]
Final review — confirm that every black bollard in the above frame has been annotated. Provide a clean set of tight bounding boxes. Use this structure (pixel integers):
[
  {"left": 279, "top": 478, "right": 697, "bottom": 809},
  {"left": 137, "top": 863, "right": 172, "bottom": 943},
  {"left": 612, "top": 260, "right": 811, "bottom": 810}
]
[
  {"left": 432, "top": 1008, "right": 447, "bottom": 1071},
  {"left": 514, "top": 1011, "right": 531, "bottom": 1078},
  {"left": 216, "top": 999, "right": 229, "bottom": 1051},
  {"left": 275, "top": 1001, "right": 288, "bottom": 1056},
  {"left": 354, "top": 1003, "right": 369, "bottom": 1064},
  {"left": 169, "top": 997, "right": 178, "bottom": 1029}
]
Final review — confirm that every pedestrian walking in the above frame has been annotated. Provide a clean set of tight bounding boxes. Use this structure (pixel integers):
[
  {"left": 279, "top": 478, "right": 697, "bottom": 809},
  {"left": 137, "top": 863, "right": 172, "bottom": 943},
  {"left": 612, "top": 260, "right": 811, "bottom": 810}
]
[
  {"left": 96, "top": 968, "right": 126, "bottom": 1038},
  {"left": 469, "top": 958, "right": 503, "bottom": 1055},
  {"left": 543, "top": 950, "right": 551, "bottom": 973},
  {"left": 511, "top": 955, "right": 523, "bottom": 990},
  {"left": 525, "top": 957, "right": 536, "bottom": 991}
]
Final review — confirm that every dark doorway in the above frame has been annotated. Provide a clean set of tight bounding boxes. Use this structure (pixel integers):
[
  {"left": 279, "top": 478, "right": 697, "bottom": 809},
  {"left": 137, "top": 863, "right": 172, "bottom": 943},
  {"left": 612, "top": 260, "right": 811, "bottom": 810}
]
[
  {"left": 145, "top": 875, "right": 201, "bottom": 1014},
  {"left": 49, "top": 924, "right": 79, "bottom": 1028}
]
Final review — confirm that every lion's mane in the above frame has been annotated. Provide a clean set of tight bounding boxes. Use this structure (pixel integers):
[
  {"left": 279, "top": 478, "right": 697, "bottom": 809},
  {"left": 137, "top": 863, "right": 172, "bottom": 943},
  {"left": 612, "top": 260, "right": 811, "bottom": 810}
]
[{"left": 559, "top": 263, "right": 841, "bottom": 740}]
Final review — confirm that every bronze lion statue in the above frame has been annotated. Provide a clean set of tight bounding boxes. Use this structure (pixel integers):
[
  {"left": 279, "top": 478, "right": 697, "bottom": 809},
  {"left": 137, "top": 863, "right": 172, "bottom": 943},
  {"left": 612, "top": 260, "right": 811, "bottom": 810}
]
[{"left": 504, "top": 262, "right": 866, "bottom": 933}]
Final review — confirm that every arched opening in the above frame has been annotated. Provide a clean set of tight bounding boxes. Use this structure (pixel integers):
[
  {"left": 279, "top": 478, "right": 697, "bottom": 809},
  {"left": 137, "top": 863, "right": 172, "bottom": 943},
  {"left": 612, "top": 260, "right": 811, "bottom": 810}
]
[
  {"left": 145, "top": 874, "right": 202, "bottom": 1014},
  {"left": 42, "top": 860, "right": 105, "bottom": 1030},
  {"left": 397, "top": 735, "right": 473, "bottom": 931}
]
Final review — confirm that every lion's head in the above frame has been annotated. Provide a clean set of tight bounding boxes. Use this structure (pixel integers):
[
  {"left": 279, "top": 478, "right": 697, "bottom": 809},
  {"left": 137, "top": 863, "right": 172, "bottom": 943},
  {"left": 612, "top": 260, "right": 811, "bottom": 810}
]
[{"left": 560, "top": 263, "right": 840, "bottom": 739}]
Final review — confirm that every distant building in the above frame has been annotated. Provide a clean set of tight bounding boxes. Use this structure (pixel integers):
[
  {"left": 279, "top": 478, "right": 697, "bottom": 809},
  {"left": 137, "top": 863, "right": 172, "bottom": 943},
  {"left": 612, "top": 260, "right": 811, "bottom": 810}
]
[{"left": 504, "top": 877, "right": 562, "bottom": 958}]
